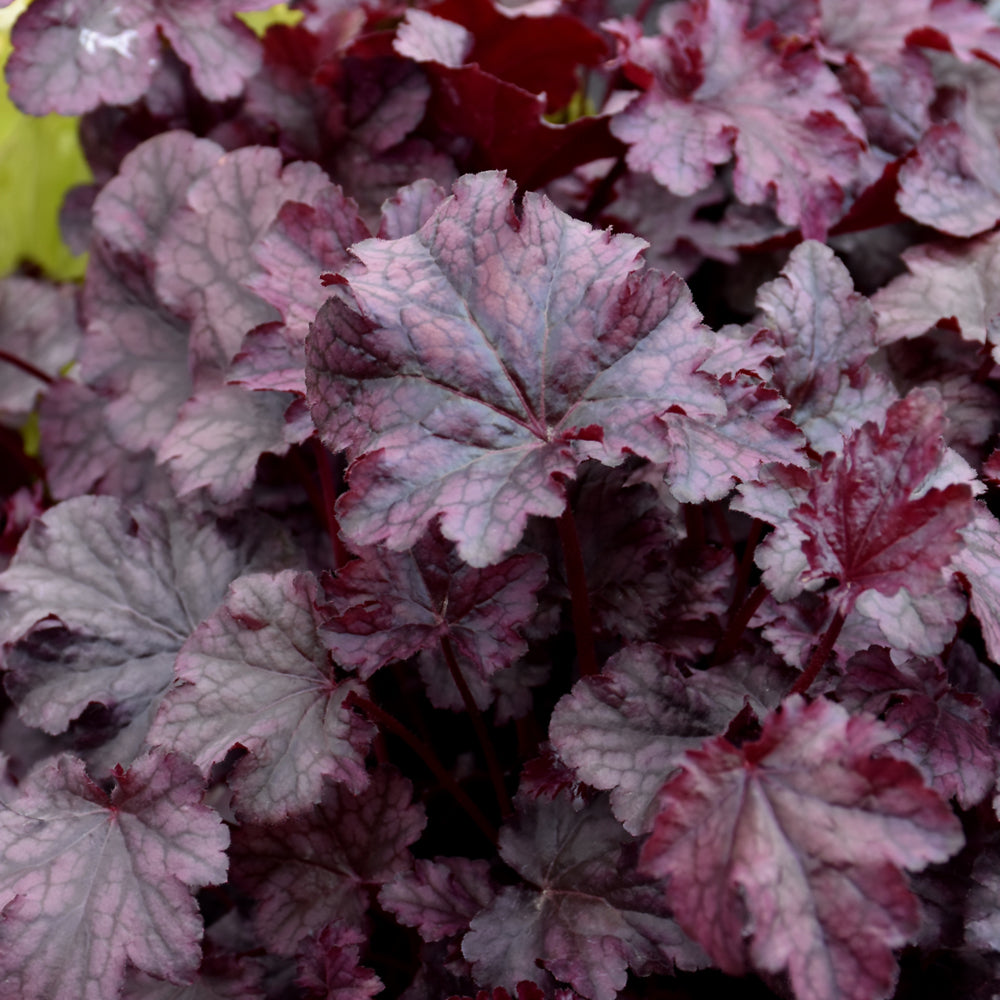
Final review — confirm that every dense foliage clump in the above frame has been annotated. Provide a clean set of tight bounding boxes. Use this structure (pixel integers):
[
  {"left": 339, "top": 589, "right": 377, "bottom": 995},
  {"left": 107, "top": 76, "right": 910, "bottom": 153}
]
[{"left": 3, "top": 2, "right": 1000, "bottom": 998}]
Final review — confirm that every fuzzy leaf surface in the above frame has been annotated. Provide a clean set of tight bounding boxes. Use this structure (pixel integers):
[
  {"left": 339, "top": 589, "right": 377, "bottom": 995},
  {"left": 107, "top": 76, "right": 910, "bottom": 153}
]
[
  {"left": 641, "top": 696, "right": 964, "bottom": 1000},
  {"left": 307, "top": 171, "right": 723, "bottom": 566}
]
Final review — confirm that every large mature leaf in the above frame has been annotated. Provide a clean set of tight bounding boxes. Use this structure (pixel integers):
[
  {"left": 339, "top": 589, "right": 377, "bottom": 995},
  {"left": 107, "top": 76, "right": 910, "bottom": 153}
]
[
  {"left": 319, "top": 525, "right": 546, "bottom": 680},
  {"left": 5, "top": 0, "right": 276, "bottom": 115},
  {"left": 307, "top": 171, "right": 724, "bottom": 567},
  {"left": 792, "top": 389, "right": 974, "bottom": 614},
  {"left": 462, "top": 792, "right": 706, "bottom": 1000},
  {"left": 0, "top": 496, "right": 288, "bottom": 744},
  {"left": 641, "top": 696, "right": 964, "bottom": 1000},
  {"left": 149, "top": 570, "right": 372, "bottom": 821},
  {"left": 230, "top": 766, "right": 425, "bottom": 955},
  {"left": 606, "top": 0, "right": 866, "bottom": 238},
  {"left": 0, "top": 750, "right": 228, "bottom": 1000}
]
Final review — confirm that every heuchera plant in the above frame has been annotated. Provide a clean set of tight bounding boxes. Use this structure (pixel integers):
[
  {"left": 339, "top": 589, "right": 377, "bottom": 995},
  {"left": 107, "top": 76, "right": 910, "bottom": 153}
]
[{"left": 5, "top": 0, "right": 1000, "bottom": 998}]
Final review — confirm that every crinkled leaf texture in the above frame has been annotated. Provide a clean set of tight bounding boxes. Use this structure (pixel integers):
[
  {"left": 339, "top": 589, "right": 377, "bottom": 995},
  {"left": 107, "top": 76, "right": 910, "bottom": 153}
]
[
  {"left": 462, "top": 792, "right": 707, "bottom": 1000},
  {"left": 0, "top": 496, "right": 289, "bottom": 749},
  {"left": 641, "top": 696, "right": 964, "bottom": 1000},
  {"left": 307, "top": 171, "right": 724, "bottom": 567},
  {"left": 0, "top": 750, "right": 228, "bottom": 1000},
  {"left": 148, "top": 570, "right": 373, "bottom": 822}
]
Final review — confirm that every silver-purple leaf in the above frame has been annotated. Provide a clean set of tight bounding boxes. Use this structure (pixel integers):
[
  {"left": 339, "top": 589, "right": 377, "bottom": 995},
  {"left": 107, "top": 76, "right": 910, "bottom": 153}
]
[
  {"left": 307, "top": 171, "right": 724, "bottom": 567},
  {"left": 0, "top": 750, "right": 228, "bottom": 1000},
  {"left": 149, "top": 570, "right": 373, "bottom": 822}
]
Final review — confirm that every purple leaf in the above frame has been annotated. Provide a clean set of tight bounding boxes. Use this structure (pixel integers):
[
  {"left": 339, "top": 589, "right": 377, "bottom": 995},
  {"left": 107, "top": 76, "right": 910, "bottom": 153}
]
[
  {"left": 307, "top": 171, "right": 724, "bottom": 566},
  {"left": 319, "top": 525, "right": 546, "bottom": 680},
  {"left": 156, "top": 382, "right": 313, "bottom": 503},
  {"left": 155, "top": 147, "right": 330, "bottom": 374},
  {"left": 149, "top": 570, "right": 372, "bottom": 822},
  {"left": 549, "top": 643, "right": 777, "bottom": 834},
  {"left": 0, "top": 496, "right": 289, "bottom": 743},
  {"left": 295, "top": 923, "right": 383, "bottom": 1000},
  {"left": 871, "top": 230, "right": 1000, "bottom": 359},
  {"left": 0, "top": 750, "right": 228, "bottom": 1000},
  {"left": 836, "top": 648, "right": 997, "bottom": 807},
  {"left": 752, "top": 240, "right": 885, "bottom": 444},
  {"left": 0, "top": 277, "right": 80, "bottom": 424},
  {"left": 5, "top": 0, "right": 269, "bottom": 115},
  {"left": 641, "top": 696, "right": 964, "bottom": 1000},
  {"left": 462, "top": 792, "right": 706, "bottom": 1000},
  {"left": 379, "top": 857, "right": 495, "bottom": 943},
  {"left": 951, "top": 503, "right": 1000, "bottom": 666},
  {"left": 230, "top": 765, "right": 425, "bottom": 955},
  {"left": 606, "top": 0, "right": 867, "bottom": 238},
  {"left": 239, "top": 184, "right": 369, "bottom": 394},
  {"left": 793, "top": 389, "right": 974, "bottom": 613}
]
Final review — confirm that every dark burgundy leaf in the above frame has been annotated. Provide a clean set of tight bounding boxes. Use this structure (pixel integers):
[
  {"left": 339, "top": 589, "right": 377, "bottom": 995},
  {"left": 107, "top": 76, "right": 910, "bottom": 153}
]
[
  {"left": 793, "top": 389, "right": 974, "bottom": 614},
  {"left": 295, "top": 922, "right": 383, "bottom": 1000},
  {"left": 641, "top": 696, "right": 964, "bottom": 1000},
  {"left": 306, "top": 171, "right": 724, "bottom": 567},
  {"left": 402, "top": 0, "right": 607, "bottom": 112},
  {"left": 462, "top": 792, "right": 707, "bottom": 1000},
  {"left": 230, "top": 765, "right": 425, "bottom": 954},
  {"left": 319, "top": 525, "right": 546, "bottom": 680}
]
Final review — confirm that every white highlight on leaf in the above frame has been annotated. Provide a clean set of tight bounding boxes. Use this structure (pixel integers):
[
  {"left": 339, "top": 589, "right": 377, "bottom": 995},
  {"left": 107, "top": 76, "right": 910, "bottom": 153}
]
[{"left": 79, "top": 26, "right": 138, "bottom": 58}]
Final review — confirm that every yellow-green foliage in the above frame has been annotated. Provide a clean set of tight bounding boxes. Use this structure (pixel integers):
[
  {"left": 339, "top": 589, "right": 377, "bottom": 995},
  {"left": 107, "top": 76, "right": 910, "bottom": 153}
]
[
  {"left": 0, "top": 0, "right": 91, "bottom": 279},
  {"left": 236, "top": 3, "right": 304, "bottom": 37}
]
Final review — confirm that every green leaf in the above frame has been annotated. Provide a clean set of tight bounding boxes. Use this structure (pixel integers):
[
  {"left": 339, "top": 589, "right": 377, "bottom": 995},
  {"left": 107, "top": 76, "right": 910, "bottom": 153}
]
[{"left": 0, "top": 0, "right": 91, "bottom": 279}]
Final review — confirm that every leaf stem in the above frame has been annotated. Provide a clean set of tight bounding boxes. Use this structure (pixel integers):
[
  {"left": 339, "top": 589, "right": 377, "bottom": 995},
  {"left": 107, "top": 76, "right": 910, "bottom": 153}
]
[
  {"left": 788, "top": 608, "right": 846, "bottom": 697},
  {"left": 0, "top": 349, "right": 54, "bottom": 386},
  {"left": 729, "top": 517, "right": 765, "bottom": 616},
  {"left": 557, "top": 506, "right": 599, "bottom": 677},
  {"left": 345, "top": 691, "right": 498, "bottom": 846},
  {"left": 441, "top": 635, "right": 513, "bottom": 819},
  {"left": 709, "top": 582, "right": 768, "bottom": 666},
  {"left": 310, "top": 436, "right": 349, "bottom": 570}
]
